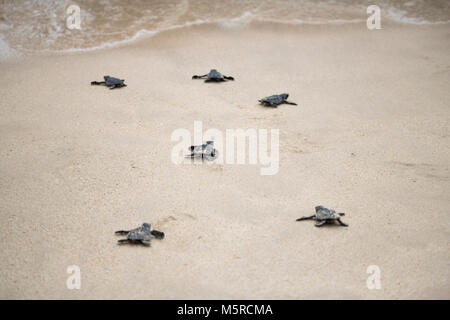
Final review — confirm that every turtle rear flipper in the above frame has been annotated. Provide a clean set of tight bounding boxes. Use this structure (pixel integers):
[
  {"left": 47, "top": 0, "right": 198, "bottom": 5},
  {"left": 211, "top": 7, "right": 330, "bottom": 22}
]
[
  {"left": 118, "top": 239, "right": 150, "bottom": 246},
  {"left": 315, "top": 220, "right": 327, "bottom": 227},
  {"left": 185, "top": 153, "right": 199, "bottom": 159},
  {"left": 91, "top": 81, "right": 105, "bottom": 86}
]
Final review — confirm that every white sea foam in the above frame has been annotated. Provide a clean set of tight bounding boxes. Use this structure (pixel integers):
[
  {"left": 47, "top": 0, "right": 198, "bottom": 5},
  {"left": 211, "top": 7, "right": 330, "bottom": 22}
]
[
  {"left": 60, "top": 15, "right": 366, "bottom": 54},
  {"left": 0, "top": 35, "right": 16, "bottom": 61},
  {"left": 62, "top": 19, "right": 209, "bottom": 53},
  {"left": 387, "top": 8, "right": 450, "bottom": 25},
  {"left": 220, "top": 11, "right": 254, "bottom": 28},
  {"left": 62, "top": 29, "right": 158, "bottom": 53},
  {"left": 289, "top": 18, "right": 364, "bottom": 25}
]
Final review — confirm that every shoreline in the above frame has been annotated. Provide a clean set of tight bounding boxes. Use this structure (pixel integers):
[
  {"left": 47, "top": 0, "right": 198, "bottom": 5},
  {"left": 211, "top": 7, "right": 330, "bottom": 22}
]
[
  {"left": 0, "top": 21, "right": 449, "bottom": 299},
  {"left": 2, "top": 19, "right": 448, "bottom": 63}
]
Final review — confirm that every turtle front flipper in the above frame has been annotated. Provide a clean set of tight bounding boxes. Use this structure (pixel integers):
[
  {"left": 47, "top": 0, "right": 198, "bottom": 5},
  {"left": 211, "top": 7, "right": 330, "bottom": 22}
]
[
  {"left": 314, "top": 220, "right": 327, "bottom": 227},
  {"left": 284, "top": 101, "right": 297, "bottom": 105},
  {"left": 115, "top": 230, "right": 130, "bottom": 235},
  {"left": 185, "top": 153, "right": 199, "bottom": 159},
  {"left": 117, "top": 239, "right": 132, "bottom": 245},
  {"left": 192, "top": 74, "right": 207, "bottom": 79},
  {"left": 296, "top": 215, "right": 315, "bottom": 221},
  {"left": 224, "top": 76, "right": 234, "bottom": 81},
  {"left": 91, "top": 81, "right": 106, "bottom": 86},
  {"left": 141, "top": 240, "right": 151, "bottom": 246},
  {"left": 337, "top": 218, "right": 348, "bottom": 227}
]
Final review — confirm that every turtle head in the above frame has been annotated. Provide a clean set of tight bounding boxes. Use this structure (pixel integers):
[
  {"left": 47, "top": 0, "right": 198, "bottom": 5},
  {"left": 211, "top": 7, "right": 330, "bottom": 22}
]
[
  {"left": 151, "top": 230, "right": 165, "bottom": 239},
  {"left": 104, "top": 75, "right": 110, "bottom": 81},
  {"left": 210, "top": 69, "right": 217, "bottom": 72},
  {"left": 338, "top": 212, "right": 345, "bottom": 216},
  {"left": 206, "top": 141, "right": 214, "bottom": 145},
  {"left": 142, "top": 223, "right": 151, "bottom": 229},
  {"left": 315, "top": 205, "right": 325, "bottom": 212},
  {"left": 280, "top": 93, "right": 289, "bottom": 100}
]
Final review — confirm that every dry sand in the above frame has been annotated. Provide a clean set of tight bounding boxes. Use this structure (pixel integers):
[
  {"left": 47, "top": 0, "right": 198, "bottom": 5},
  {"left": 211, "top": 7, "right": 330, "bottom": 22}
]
[{"left": 0, "top": 22, "right": 449, "bottom": 299}]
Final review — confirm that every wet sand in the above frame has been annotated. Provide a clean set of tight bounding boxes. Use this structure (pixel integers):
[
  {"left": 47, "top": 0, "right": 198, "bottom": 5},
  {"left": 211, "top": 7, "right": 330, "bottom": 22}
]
[{"left": 0, "top": 22, "right": 449, "bottom": 299}]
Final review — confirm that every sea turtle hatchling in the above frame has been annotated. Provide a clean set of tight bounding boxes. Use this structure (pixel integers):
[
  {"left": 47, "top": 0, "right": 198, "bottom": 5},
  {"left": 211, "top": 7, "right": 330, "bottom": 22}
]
[
  {"left": 192, "top": 69, "right": 234, "bottom": 82},
  {"left": 185, "top": 140, "right": 218, "bottom": 161},
  {"left": 115, "top": 223, "right": 164, "bottom": 246},
  {"left": 296, "top": 206, "right": 348, "bottom": 227},
  {"left": 91, "top": 76, "right": 127, "bottom": 89},
  {"left": 259, "top": 93, "right": 297, "bottom": 107}
]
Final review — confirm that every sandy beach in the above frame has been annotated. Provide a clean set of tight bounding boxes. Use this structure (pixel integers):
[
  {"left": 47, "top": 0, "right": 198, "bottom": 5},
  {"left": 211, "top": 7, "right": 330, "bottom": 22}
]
[{"left": 0, "top": 20, "right": 449, "bottom": 299}]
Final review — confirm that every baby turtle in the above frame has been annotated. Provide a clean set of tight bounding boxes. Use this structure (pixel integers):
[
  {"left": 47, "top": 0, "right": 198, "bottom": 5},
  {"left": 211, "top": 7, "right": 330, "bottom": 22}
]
[
  {"left": 91, "top": 76, "right": 126, "bottom": 89},
  {"left": 259, "top": 93, "right": 297, "bottom": 107},
  {"left": 186, "top": 140, "right": 218, "bottom": 161},
  {"left": 296, "top": 206, "right": 348, "bottom": 227},
  {"left": 115, "top": 223, "right": 164, "bottom": 246},
  {"left": 192, "top": 69, "right": 234, "bottom": 82}
]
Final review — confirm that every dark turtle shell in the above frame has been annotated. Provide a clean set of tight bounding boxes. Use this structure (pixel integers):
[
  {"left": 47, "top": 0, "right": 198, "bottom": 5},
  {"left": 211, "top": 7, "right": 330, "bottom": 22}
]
[
  {"left": 127, "top": 223, "right": 152, "bottom": 241},
  {"left": 207, "top": 69, "right": 224, "bottom": 80},
  {"left": 104, "top": 76, "right": 125, "bottom": 86},
  {"left": 190, "top": 141, "right": 214, "bottom": 153},
  {"left": 259, "top": 93, "right": 289, "bottom": 105},
  {"left": 188, "top": 141, "right": 218, "bottom": 160},
  {"left": 315, "top": 206, "right": 340, "bottom": 220}
]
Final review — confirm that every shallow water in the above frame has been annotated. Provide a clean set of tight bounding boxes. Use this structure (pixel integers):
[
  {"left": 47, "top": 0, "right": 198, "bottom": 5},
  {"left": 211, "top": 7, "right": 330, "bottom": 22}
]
[{"left": 0, "top": 0, "right": 449, "bottom": 57}]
